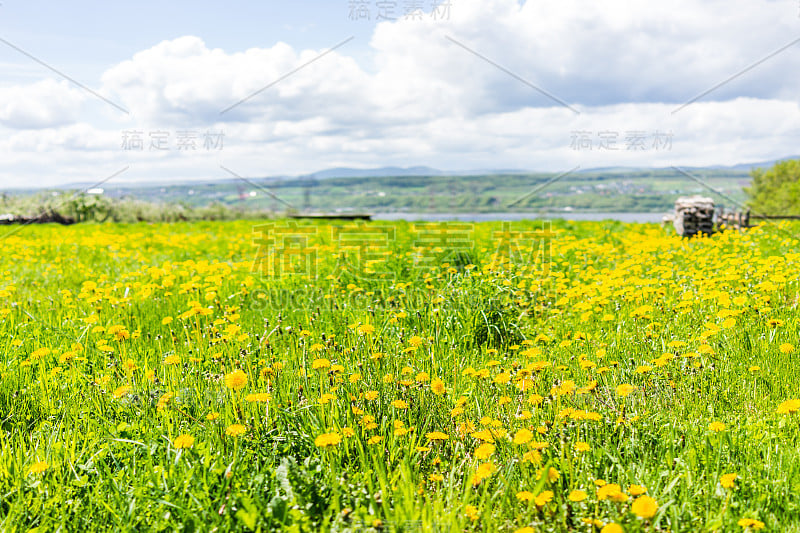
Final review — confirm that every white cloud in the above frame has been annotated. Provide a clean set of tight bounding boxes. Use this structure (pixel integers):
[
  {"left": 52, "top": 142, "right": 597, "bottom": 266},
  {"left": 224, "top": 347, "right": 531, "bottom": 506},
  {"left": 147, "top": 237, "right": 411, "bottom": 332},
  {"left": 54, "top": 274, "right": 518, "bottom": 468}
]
[
  {"left": 2, "top": 0, "right": 800, "bottom": 187},
  {"left": 367, "top": 0, "right": 800, "bottom": 113},
  {"left": 101, "top": 36, "right": 371, "bottom": 127},
  {"left": 0, "top": 79, "right": 86, "bottom": 129}
]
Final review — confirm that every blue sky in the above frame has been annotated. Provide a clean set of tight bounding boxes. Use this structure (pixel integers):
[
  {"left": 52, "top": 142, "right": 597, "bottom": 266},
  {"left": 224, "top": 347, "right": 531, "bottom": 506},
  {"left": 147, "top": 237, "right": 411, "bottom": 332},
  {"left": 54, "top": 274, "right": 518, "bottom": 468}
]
[
  {"left": 0, "top": 1, "right": 377, "bottom": 81},
  {"left": 1, "top": 0, "right": 799, "bottom": 187}
]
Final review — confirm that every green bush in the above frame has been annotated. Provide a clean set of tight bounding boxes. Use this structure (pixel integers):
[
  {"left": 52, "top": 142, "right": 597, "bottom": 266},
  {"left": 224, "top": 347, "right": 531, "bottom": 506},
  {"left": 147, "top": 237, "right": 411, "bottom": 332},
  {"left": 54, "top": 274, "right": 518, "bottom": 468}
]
[{"left": 745, "top": 159, "right": 800, "bottom": 215}]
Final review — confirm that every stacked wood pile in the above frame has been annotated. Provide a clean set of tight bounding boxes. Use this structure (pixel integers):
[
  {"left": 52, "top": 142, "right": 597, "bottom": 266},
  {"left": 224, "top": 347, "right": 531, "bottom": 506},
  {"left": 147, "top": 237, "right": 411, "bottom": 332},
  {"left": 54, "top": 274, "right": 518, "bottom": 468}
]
[
  {"left": 717, "top": 209, "right": 751, "bottom": 230},
  {"left": 673, "top": 196, "right": 715, "bottom": 237}
]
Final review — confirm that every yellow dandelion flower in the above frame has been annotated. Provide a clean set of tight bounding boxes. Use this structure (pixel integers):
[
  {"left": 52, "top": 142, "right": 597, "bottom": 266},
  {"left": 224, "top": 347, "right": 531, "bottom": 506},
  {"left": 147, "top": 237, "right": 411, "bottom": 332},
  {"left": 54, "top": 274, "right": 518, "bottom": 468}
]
[
  {"left": 431, "top": 379, "right": 446, "bottom": 395},
  {"left": 630, "top": 495, "right": 658, "bottom": 518},
  {"left": 112, "top": 385, "right": 131, "bottom": 399},
  {"left": 516, "top": 491, "right": 534, "bottom": 502},
  {"left": 737, "top": 518, "right": 765, "bottom": 530},
  {"left": 777, "top": 399, "right": 800, "bottom": 414},
  {"left": 568, "top": 490, "right": 588, "bottom": 502},
  {"left": 356, "top": 324, "right": 375, "bottom": 335},
  {"left": 534, "top": 490, "right": 554, "bottom": 507},
  {"left": 314, "top": 432, "right": 341, "bottom": 448},
  {"left": 28, "top": 461, "right": 49, "bottom": 475},
  {"left": 574, "top": 442, "right": 591, "bottom": 453},
  {"left": 522, "top": 450, "right": 542, "bottom": 464},
  {"left": 615, "top": 384, "right": 636, "bottom": 397},
  {"left": 513, "top": 428, "right": 533, "bottom": 445},
  {"left": 225, "top": 424, "right": 247, "bottom": 437},
  {"left": 364, "top": 390, "right": 379, "bottom": 401},
  {"left": 542, "top": 467, "right": 560, "bottom": 483},
  {"left": 471, "top": 461, "right": 497, "bottom": 485},
  {"left": 597, "top": 484, "right": 628, "bottom": 502},
  {"left": 474, "top": 443, "right": 495, "bottom": 460},
  {"left": 628, "top": 484, "right": 647, "bottom": 496},
  {"left": 311, "top": 358, "right": 331, "bottom": 370},
  {"left": 173, "top": 434, "right": 195, "bottom": 449},
  {"left": 224, "top": 369, "right": 248, "bottom": 391},
  {"left": 245, "top": 392, "right": 271, "bottom": 403}
]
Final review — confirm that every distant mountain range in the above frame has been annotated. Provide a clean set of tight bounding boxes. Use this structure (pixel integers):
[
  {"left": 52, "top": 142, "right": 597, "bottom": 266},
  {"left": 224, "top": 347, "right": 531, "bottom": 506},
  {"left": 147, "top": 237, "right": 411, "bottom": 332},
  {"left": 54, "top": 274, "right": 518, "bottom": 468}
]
[
  {"left": 580, "top": 157, "right": 800, "bottom": 174},
  {"left": 35, "top": 156, "right": 799, "bottom": 191},
  {"left": 300, "top": 166, "right": 531, "bottom": 179},
  {"left": 300, "top": 157, "right": 799, "bottom": 180}
]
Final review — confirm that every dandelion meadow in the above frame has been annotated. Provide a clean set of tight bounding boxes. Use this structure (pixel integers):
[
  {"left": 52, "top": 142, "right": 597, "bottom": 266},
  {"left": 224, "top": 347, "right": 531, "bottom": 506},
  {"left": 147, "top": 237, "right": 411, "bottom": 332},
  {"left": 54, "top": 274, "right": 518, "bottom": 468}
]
[{"left": 2, "top": 219, "right": 800, "bottom": 532}]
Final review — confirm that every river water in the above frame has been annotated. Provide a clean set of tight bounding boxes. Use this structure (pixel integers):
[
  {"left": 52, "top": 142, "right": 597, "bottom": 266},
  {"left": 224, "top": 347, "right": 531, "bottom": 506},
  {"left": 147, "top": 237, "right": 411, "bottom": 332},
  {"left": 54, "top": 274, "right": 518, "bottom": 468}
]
[{"left": 373, "top": 212, "right": 665, "bottom": 223}]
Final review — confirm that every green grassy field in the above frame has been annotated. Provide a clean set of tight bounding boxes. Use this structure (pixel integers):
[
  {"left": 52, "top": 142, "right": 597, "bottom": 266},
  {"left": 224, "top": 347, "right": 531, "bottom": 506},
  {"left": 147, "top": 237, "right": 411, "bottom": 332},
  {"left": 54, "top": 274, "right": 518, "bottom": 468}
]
[{"left": 1, "top": 219, "right": 799, "bottom": 532}]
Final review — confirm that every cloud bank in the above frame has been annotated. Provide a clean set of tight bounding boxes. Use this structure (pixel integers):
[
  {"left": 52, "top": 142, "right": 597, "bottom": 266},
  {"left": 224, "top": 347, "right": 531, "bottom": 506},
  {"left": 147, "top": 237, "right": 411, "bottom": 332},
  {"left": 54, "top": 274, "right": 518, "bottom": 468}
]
[{"left": 2, "top": 0, "right": 799, "bottom": 187}]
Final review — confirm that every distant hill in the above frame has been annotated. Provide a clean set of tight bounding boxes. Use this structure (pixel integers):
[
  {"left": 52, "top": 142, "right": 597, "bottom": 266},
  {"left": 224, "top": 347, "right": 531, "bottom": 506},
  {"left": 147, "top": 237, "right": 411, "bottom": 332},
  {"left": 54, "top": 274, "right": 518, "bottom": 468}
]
[
  {"left": 302, "top": 166, "right": 538, "bottom": 179},
  {"left": 12, "top": 157, "right": 797, "bottom": 217},
  {"left": 304, "top": 166, "right": 446, "bottom": 179},
  {"left": 580, "top": 157, "right": 800, "bottom": 174},
  {"left": 725, "top": 156, "right": 800, "bottom": 171},
  {"left": 302, "top": 158, "right": 800, "bottom": 180},
  {"left": 44, "top": 157, "right": 800, "bottom": 192},
  {"left": 6, "top": 165, "right": 769, "bottom": 215}
]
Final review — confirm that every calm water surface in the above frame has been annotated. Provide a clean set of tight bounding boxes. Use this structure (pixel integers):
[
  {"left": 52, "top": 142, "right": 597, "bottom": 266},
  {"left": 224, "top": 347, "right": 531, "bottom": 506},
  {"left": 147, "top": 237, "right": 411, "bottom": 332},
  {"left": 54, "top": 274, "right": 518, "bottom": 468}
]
[{"left": 373, "top": 212, "right": 665, "bottom": 223}]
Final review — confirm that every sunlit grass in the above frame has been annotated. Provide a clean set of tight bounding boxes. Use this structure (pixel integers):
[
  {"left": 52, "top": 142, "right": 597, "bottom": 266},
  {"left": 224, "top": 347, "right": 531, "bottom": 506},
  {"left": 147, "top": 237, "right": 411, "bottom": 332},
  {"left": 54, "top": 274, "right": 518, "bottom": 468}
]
[{"left": 0, "top": 219, "right": 799, "bottom": 532}]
